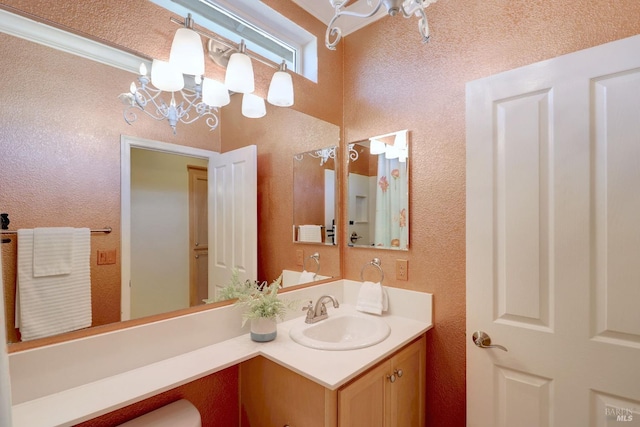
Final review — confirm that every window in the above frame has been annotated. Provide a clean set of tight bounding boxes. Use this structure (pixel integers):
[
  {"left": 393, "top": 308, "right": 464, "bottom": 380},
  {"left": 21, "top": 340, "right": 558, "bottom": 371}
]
[{"left": 150, "top": 0, "right": 318, "bottom": 82}]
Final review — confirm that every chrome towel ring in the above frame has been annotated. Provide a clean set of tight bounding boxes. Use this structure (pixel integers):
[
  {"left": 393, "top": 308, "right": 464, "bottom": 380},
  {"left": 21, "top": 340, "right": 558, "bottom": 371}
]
[
  {"left": 360, "top": 258, "right": 384, "bottom": 283},
  {"left": 303, "top": 252, "right": 321, "bottom": 276}
]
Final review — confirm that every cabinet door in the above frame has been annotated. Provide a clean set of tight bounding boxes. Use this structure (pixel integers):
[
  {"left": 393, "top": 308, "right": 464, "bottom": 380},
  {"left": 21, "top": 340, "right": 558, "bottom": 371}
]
[
  {"left": 389, "top": 335, "right": 426, "bottom": 427},
  {"left": 338, "top": 360, "right": 390, "bottom": 427},
  {"left": 240, "top": 356, "right": 337, "bottom": 427}
]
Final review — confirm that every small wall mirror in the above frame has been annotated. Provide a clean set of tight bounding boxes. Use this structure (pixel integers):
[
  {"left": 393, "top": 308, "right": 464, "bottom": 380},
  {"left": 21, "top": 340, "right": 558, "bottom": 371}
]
[
  {"left": 292, "top": 146, "right": 338, "bottom": 245},
  {"left": 347, "top": 130, "right": 409, "bottom": 250}
]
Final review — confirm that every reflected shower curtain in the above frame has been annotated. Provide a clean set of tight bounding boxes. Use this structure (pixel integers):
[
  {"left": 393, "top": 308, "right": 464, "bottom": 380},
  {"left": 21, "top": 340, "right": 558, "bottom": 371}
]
[{"left": 374, "top": 156, "right": 408, "bottom": 249}]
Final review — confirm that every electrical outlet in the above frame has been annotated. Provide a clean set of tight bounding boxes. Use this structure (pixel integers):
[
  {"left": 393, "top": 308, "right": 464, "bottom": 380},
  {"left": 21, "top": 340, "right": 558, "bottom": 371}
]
[
  {"left": 296, "top": 249, "right": 304, "bottom": 266},
  {"left": 396, "top": 259, "right": 408, "bottom": 281},
  {"left": 97, "top": 249, "right": 117, "bottom": 265}
]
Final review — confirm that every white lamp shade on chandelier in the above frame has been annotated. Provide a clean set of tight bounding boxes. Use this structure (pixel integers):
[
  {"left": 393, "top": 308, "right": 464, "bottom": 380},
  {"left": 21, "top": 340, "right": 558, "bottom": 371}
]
[
  {"left": 225, "top": 51, "right": 255, "bottom": 94},
  {"left": 242, "top": 93, "right": 266, "bottom": 118},
  {"left": 150, "top": 59, "right": 184, "bottom": 92},
  {"left": 202, "top": 78, "right": 230, "bottom": 107},
  {"left": 267, "top": 69, "right": 294, "bottom": 107},
  {"left": 122, "top": 14, "right": 296, "bottom": 135},
  {"left": 169, "top": 27, "right": 205, "bottom": 76}
]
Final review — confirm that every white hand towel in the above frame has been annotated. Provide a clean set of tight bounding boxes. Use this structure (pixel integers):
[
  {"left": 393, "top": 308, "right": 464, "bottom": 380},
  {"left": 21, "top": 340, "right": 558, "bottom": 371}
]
[
  {"left": 33, "top": 227, "right": 75, "bottom": 277},
  {"left": 298, "top": 225, "right": 322, "bottom": 243},
  {"left": 298, "top": 269, "right": 316, "bottom": 284},
  {"left": 17, "top": 228, "right": 92, "bottom": 341},
  {"left": 356, "top": 281, "right": 387, "bottom": 315}
]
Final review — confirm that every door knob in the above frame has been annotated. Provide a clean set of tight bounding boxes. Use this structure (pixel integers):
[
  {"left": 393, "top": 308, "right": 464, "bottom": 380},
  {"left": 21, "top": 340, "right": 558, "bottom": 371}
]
[{"left": 472, "top": 331, "right": 508, "bottom": 352}]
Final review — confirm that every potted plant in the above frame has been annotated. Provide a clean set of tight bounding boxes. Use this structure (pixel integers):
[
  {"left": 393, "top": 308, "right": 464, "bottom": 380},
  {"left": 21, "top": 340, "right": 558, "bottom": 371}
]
[{"left": 212, "top": 270, "right": 295, "bottom": 342}]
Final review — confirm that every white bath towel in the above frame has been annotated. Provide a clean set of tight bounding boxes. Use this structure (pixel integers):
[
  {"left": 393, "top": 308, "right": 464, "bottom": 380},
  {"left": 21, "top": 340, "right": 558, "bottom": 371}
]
[
  {"left": 17, "top": 228, "right": 92, "bottom": 341},
  {"left": 298, "top": 269, "right": 316, "bottom": 284},
  {"left": 33, "top": 227, "right": 74, "bottom": 277},
  {"left": 356, "top": 281, "right": 389, "bottom": 315},
  {"left": 298, "top": 225, "right": 322, "bottom": 243}
]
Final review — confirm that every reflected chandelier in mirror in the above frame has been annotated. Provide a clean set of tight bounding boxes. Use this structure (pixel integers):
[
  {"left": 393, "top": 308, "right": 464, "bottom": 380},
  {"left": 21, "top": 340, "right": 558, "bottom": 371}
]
[{"left": 347, "top": 130, "right": 409, "bottom": 250}]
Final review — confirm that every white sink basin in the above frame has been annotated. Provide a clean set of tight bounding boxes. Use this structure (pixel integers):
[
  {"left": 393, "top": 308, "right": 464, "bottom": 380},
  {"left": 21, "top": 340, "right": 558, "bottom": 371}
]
[{"left": 289, "top": 313, "right": 391, "bottom": 351}]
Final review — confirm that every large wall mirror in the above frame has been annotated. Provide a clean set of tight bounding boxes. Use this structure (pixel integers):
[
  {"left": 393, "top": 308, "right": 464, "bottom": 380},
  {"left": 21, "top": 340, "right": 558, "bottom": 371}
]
[
  {"left": 347, "top": 130, "right": 410, "bottom": 250},
  {"left": 0, "top": 16, "right": 341, "bottom": 346}
]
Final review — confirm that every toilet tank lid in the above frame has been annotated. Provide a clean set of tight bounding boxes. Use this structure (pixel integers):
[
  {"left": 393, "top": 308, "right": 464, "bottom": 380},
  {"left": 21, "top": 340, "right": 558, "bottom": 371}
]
[{"left": 117, "top": 399, "right": 201, "bottom": 427}]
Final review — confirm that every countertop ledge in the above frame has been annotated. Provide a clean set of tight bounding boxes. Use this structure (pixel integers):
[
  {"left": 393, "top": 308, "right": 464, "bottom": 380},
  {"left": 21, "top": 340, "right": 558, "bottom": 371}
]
[{"left": 12, "top": 286, "right": 433, "bottom": 427}]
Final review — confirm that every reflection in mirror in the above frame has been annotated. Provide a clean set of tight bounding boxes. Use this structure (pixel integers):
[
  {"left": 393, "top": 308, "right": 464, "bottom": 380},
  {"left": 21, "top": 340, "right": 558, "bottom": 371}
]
[
  {"left": 347, "top": 130, "right": 410, "bottom": 250},
  {"left": 130, "top": 147, "right": 209, "bottom": 319},
  {"left": 0, "top": 17, "right": 340, "bottom": 346},
  {"left": 292, "top": 146, "right": 338, "bottom": 245}
]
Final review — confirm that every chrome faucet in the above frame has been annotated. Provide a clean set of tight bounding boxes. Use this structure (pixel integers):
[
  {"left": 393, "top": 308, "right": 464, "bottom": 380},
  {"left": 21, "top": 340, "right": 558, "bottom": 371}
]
[{"left": 303, "top": 295, "right": 339, "bottom": 324}]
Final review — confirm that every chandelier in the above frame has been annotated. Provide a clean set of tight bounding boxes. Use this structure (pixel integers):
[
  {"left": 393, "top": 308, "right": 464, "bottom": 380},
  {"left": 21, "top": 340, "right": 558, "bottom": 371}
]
[
  {"left": 120, "top": 14, "right": 295, "bottom": 134},
  {"left": 325, "top": 0, "right": 437, "bottom": 50}
]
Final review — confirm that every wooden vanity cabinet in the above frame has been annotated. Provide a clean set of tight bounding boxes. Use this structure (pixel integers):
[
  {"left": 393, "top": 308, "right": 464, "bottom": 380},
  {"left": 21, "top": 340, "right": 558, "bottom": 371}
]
[
  {"left": 338, "top": 335, "right": 426, "bottom": 427},
  {"left": 239, "top": 335, "right": 426, "bottom": 427}
]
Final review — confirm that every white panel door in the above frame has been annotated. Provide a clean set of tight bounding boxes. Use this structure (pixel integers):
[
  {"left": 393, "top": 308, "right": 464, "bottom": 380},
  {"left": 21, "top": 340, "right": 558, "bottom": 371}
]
[
  {"left": 467, "top": 35, "right": 640, "bottom": 426},
  {"left": 209, "top": 145, "right": 257, "bottom": 298}
]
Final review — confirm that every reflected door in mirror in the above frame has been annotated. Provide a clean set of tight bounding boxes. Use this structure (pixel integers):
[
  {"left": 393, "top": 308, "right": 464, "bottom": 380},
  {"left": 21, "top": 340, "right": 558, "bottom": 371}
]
[{"left": 188, "top": 165, "right": 208, "bottom": 306}]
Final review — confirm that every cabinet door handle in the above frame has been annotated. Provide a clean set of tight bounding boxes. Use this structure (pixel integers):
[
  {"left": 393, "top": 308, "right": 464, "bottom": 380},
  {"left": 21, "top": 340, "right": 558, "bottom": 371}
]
[
  {"left": 387, "top": 373, "right": 396, "bottom": 383},
  {"left": 394, "top": 369, "right": 403, "bottom": 378},
  {"left": 195, "top": 254, "right": 200, "bottom": 259},
  {"left": 195, "top": 242, "right": 200, "bottom": 247}
]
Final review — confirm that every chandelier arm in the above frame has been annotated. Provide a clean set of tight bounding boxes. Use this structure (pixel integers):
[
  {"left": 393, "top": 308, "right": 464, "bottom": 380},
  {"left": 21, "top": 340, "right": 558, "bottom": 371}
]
[
  {"left": 123, "top": 106, "right": 141, "bottom": 126},
  {"left": 326, "top": 0, "right": 385, "bottom": 49},
  {"left": 174, "top": 103, "right": 219, "bottom": 132},
  {"left": 133, "top": 85, "right": 173, "bottom": 119},
  {"left": 348, "top": 144, "right": 359, "bottom": 162},
  {"left": 400, "top": 0, "right": 433, "bottom": 42},
  {"left": 203, "top": 113, "right": 219, "bottom": 131},
  {"left": 123, "top": 103, "right": 170, "bottom": 124}
]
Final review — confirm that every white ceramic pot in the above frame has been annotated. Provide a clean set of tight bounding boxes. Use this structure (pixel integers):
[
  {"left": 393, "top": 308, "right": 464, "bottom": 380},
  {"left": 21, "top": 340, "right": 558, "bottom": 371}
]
[{"left": 250, "top": 317, "right": 277, "bottom": 342}]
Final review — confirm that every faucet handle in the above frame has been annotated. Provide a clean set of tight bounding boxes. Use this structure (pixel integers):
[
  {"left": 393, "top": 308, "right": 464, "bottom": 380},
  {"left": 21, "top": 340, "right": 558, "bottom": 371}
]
[{"left": 302, "top": 300, "right": 313, "bottom": 311}]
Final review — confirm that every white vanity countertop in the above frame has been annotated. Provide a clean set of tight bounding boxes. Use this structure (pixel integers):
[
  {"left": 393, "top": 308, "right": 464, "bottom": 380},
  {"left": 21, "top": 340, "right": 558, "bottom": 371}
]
[
  {"left": 261, "top": 305, "right": 431, "bottom": 389},
  {"left": 10, "top": 282, "right": 432, "bottom": 427}
]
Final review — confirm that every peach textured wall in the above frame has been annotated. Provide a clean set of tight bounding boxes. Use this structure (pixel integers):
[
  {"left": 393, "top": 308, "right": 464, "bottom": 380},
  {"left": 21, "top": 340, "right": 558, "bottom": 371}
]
[
  {"left": 342, "top": 1, "right": 640, "bottom": 426},
  {"left": 293, "top": 156, "right": 334, "bottom": 227}
]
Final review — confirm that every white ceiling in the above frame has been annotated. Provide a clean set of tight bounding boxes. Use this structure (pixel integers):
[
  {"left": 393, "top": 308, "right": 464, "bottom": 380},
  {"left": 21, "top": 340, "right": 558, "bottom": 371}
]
[{"left": 291, "top": 0, "right": 389, "bottom": 38}]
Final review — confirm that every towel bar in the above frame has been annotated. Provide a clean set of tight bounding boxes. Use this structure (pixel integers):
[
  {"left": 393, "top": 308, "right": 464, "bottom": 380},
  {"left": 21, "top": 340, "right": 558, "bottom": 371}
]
[{"left": 0, "top": 226, "right": 112, "bottom": 235}]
